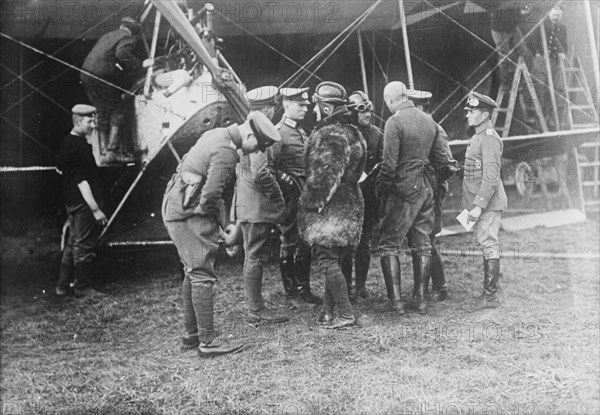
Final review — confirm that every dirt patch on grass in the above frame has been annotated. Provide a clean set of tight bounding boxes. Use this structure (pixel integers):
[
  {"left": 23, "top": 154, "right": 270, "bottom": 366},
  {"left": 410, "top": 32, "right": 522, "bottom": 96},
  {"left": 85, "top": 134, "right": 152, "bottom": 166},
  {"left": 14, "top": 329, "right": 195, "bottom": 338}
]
[{"left": 1, "top": 221, "right": 599, "bottom": 414}]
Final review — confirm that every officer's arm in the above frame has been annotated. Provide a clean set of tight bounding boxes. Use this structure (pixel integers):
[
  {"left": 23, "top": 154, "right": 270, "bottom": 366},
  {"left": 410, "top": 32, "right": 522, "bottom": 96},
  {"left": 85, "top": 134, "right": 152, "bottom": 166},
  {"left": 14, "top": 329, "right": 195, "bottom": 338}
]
[
  {"left": 251, "top": 150, "right": 283, "bottom": 200},
  {"left": 267, "top": 142, "right": 282, "bottom": 178},
  {"left": 77, "top": 181, "right": 107, "bottom": 224},
  {"left": 115, "top": 37, "right": 142, "bottom": 74},
  {"left": 430, "top": 123, "right": 460, "bottom": 181},
  {"left": 474, "top": 137, "right": 503, "bottom": 209},
  {"left": 377, "top": 119, "right": 400, "bottom": 192},
  {"left": 198, "top": 148, "right": 237, "bottom": 216},
  {"left": 430, "top": 123, "right": 453, "bottom": 165},
  {"left": 375, "top": 127, "right": 384, "bottom": 164},
  {"left": 301, "top": 131, "right": 349, "bottom": 212}
]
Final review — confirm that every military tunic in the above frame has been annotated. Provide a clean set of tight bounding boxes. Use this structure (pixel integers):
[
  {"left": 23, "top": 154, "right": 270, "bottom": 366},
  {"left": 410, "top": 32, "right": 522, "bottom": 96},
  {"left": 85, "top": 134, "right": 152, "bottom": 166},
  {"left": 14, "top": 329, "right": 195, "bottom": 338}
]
[
  {"left": 162, "top": 125, "right": 240, "bottom": 283},
  {"left": 270, "top": 116, "right": 309, "bottom": 254},
  {"left": 377, "top": 101, "right": 452, "bottom": 256},
  {"left": 462, "top": 120, "right": 507, "bottom": 259}
]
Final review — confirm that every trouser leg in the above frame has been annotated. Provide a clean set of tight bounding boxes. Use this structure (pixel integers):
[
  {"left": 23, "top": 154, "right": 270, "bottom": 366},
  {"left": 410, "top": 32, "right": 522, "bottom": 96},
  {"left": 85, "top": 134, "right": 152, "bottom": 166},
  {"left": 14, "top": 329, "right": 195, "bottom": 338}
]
[
  {"left": 317, "top": 246, "right": 353, "bottom": 319},
  {"left": 340, "top": 250, "right": 353, "bottom": 291}
]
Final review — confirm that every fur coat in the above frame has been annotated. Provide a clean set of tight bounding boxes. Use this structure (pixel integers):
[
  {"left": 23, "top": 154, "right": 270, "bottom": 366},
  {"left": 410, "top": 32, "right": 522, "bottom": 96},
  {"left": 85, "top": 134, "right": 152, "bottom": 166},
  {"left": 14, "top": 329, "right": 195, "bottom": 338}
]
[{"left": 298, "top": 109, "right": 367, "bottom": 248}]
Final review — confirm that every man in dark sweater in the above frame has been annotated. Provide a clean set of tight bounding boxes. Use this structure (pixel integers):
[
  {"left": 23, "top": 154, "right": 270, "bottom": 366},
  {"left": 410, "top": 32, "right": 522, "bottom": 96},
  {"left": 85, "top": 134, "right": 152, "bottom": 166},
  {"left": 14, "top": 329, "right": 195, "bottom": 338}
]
[{"left": 56, "top": 105, "right": 107, "bottom": 297}]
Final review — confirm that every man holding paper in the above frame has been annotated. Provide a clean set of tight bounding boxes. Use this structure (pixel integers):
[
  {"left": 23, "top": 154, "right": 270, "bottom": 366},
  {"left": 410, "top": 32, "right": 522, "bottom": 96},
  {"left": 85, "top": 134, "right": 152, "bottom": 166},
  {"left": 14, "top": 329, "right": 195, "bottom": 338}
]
[{"left": 462, "top": 92, "right": 507, "bottom": 311}]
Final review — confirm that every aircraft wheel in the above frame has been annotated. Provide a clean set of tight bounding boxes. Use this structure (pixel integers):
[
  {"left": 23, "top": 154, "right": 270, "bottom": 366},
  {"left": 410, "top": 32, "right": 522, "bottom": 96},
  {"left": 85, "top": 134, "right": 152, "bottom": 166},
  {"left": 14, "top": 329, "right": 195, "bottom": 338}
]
[{"left": 515, "top": 161, "right": 540, "bottom": 197}]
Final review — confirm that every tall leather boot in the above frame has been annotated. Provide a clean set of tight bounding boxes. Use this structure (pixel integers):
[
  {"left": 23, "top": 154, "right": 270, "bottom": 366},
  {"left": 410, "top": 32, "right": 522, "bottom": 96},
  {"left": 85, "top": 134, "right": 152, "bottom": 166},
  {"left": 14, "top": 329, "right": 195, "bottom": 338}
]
[
  {"left": 181, "top": 275, "right": 199, "bottom": 350},
  {"left": 354, "top": 244, "right": 371, "bottom": 299},
  {"left": 55, "top": 262, "right": 74, "bottom": 296},
  {"left": 280, "top": 254, "right": 297, "bottom": 297},
  {"left": 430, "top": 245, "right": 448, "bottom": 302},
  {"left": 407, "top": 254, "right": 430, "bottom": 314},
  {"left": 193, "top": 281, "right": 244, "bottom": 357},
  {"left": 295, "top": 252, "right": 323, "bottom": 305},
  {"left": 245, "top": 260, "right": 288, "bottom": 323},
  {"left": 380, "top": 255, "right": 403, "bottom": 313},
  {"left": 471, "top": 258, "right": 500, "bottom": 311},
  {"left": 339, "top": 252, "right": 356, "bottom": 302}
]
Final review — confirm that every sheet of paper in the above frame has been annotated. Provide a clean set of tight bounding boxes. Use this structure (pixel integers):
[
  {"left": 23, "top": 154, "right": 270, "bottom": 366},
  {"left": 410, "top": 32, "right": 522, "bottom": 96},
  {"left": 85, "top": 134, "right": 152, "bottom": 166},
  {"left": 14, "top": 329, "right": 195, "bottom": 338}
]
[
  {"left": 358, "top": 171, "right": 368, "bottom": 183},
  {"left": 456, "top": 209, "right": 475, "bottom": 232}
]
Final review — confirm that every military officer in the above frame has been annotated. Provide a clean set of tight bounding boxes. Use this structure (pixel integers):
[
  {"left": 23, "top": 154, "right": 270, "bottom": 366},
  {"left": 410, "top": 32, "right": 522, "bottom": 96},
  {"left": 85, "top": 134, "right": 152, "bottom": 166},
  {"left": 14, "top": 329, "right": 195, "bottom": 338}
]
[
  {"left": 162, "top": 111, "right": 281, "bottom": 357},
  {"left": 462, "top": 92, "right": 507, "bottom": 311},
  {"left": 270, "top": 87, "right": 322, "bottom": 305},
  {"left": 235, "top": 86, "right": 289, "bottom": 324},
  {"left": 377, "top": 82, "right": 456, "bottom": 315},
  {"left": 246, "top": 85, "right": 279, "bottom": 121},
  {"left": 408, "top": 89, "right": 459, "bottom": 302},
  {"left": 340, "top": 90, "right": 383, "bottom": 300}
]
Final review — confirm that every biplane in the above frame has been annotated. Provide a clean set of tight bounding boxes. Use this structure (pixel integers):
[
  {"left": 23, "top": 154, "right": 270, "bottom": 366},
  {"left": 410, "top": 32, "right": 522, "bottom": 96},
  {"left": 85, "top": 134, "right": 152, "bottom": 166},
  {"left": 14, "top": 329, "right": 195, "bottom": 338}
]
[{"left": 1, "top": 0, "right": 598, "bottom": 247}]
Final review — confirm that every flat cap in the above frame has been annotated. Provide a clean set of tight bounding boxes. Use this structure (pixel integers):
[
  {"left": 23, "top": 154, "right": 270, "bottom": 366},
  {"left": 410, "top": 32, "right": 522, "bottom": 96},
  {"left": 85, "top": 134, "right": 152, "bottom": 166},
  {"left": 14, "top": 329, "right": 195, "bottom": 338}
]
[
  {"left": 313, "top": 81, "right": 347, "bottom": 104},
  {"left": 248, "top": 111, "right": 281, "bottom": 152},
  {"left": 246, "top": 86, "right": 278, "bottom": 110},
  {"left": 464, "top": 91, "right": 498, "bottom": 110},
  {"left": 407, "top": 89, "right": 433, "bottom": 102},
  {"left": 279, "top": 87, "right": 310, "bottom": 105},
  {"left": 71, "top": 104, "right": 96, "bottom": 116}
]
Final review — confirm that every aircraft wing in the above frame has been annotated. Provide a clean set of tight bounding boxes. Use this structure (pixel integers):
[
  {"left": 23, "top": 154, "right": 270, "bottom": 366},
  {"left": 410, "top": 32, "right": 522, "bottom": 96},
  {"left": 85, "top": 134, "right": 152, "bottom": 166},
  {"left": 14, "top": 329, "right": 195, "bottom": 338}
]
[{"left": 449, "top": 127, "right": 600, "bottom": 162}]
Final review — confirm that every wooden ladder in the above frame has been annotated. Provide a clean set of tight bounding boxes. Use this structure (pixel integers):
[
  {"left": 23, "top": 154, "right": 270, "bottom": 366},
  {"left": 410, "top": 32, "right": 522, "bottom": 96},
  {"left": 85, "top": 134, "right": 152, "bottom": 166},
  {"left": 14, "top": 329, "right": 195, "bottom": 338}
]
[
  {"left": 492, "top": 56, "right": 548, "bottom": 137},
  {"left": 560, "top": 56, "right": 600, "bottom": 212},
  {"left": 560, "top": 56, "right": 599, "bottom": 129}
]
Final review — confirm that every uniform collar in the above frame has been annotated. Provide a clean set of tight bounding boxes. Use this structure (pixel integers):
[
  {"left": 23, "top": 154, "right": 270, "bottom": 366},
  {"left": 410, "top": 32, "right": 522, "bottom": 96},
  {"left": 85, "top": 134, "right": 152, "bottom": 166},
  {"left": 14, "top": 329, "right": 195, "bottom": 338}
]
[
  {"left": 474, "top": 119, "right": 494, "bottom": 134},
  {"left": 394, "top": 100, "right": 414, "bottom": 114},
  {"left": 282, "top": 115, "right": 298, "bottom": 129}
]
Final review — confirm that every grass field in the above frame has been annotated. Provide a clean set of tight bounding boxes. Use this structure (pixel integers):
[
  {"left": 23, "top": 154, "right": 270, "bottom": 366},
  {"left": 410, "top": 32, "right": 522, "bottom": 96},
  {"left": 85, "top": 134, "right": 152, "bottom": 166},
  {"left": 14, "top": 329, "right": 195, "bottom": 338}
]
[{"left": 1, "top": 220, "right": 599, "bottom": 414}]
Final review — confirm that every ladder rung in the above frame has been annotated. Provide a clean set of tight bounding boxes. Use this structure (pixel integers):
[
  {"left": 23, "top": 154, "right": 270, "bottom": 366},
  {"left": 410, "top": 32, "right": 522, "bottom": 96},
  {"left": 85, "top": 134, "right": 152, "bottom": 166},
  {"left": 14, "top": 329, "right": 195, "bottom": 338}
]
[
  {"left": 573, "top": 123, "right": 600, "bottom": 129},
  {"left": 579, "top": 142, "right": 600, "bottom": 148},
  {"left": 571, "top": 105, "right": 595, "bottom": 110},
  {"left": 567, "top": 87, "right": 586, "bottom": 92},
  {"left": 579, "top": 161, "right": 600, "bottom": 167},
  {"left": 581, "top": 181, "right": 600, "bottom": 186},
  {"left": 584, "top": 201, "right": 600, "bottom": 207}
]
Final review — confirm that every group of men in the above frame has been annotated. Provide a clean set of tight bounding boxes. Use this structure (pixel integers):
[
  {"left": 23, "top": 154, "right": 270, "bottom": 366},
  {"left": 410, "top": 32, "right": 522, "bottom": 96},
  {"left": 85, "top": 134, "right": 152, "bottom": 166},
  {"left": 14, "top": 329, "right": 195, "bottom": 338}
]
[
  {"left": 156, "top": 79, "right": 507, "bottom": 357},
  {"left": 55, "top": 11, "right": 507, "bottom": 360}
]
